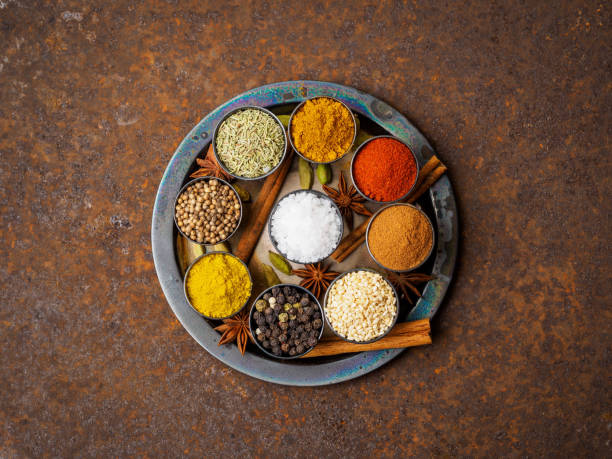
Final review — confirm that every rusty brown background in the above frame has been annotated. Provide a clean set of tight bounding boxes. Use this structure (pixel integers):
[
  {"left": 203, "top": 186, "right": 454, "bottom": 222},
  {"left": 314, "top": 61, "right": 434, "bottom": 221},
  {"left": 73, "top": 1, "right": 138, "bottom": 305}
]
[{"left": 1, "top": 0, "right": 610, "bottom": 457}]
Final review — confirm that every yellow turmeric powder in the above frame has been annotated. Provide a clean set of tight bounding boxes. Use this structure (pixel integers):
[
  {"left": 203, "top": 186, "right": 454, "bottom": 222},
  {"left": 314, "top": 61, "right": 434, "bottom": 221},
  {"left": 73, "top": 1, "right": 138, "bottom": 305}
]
[
  {"left": 185, "top": 253, "right": 252, "bottom": 318},
  {"left": 290, "top": 97, "right": 355, "bottom": 162}
]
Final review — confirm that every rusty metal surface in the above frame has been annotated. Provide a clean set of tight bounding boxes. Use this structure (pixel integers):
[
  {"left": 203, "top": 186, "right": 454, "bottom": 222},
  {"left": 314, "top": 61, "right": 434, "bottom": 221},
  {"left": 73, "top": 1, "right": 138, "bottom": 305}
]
[{"left": 0, "top": 0, "right": 610, "bottom": 456}]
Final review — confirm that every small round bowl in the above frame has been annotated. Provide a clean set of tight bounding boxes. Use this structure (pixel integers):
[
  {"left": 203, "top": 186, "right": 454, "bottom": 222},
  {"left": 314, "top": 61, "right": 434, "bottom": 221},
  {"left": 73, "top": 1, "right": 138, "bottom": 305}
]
[
  {"left": 287, "top": 96, "right": 357, "bottom": 165},
  {"left": 249, "top": 283, "right": 324, "bottom": 360},
  {"left": 323, "top": 268, "right": 400, "bottom": 344},
  {"left": 173, "top": 176, "right": 243, "bottom": 246},
  {"left": 212, "top": 105, "right": 288, "bottom": 181},
  {"left": 366, "top": 203, "right": 436, "bottom": 272},
  {"left": 267, "top": 189, "right": 344, "bottom": 264},
  {"left": 350, "top": 135, "right": 420, "bottom": 204},
  {"left": 183, "top": 252, "right": 253, "bottom": 320}
]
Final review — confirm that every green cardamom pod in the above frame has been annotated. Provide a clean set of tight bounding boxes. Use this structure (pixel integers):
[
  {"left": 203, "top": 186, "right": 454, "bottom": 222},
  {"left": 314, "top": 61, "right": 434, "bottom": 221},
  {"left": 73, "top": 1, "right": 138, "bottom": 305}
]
[
  {"left": 298, "top": 157, "right": 314, "bottom": 190},
  {"left": 316, "top": 164, "right": 332, "bottom": 185},
  {"left": 232, "top": 183, "right": 251, "bottom": 202},
  {"left": 268, "top": 251, "right": 292, "bottom": 275},
  {"left": 262, "top": 263, "right": 281, "bottom": 288},
  {"left": 277, "top": 114, "right": 290, "bottom": 129}
]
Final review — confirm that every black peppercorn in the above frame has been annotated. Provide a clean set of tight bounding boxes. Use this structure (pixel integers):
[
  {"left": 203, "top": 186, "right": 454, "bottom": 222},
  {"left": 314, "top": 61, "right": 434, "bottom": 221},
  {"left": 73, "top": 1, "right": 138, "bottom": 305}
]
[
  {"left": 272, "top": 287, "right": 280, "bottom": 296},
  {"left": 289, "top": 348, "right": 297, "bottom": 356},
  {"left": 279, "top": 334, "right": 287, "bottom": 343},
  {"left": 263, "top": 340, "right": 270, "bottom": 348},
  {"left": 263, "top": 293, "right": 271, "bottom": 301},
  {"left": 256, "top": 317, "right": 266, "bottom": 327},
  {"left": 281, "top": 343, "right": 290, "bottom": 353},
  {"left": 279, "top": 321, "right": 288, "bottom": 330},
  {"left": 313, "top": 312, "right": 321, "bottom": 320},
  {"left": 312, "top": 319, "right": 322, "bottom": 329},
  {"left": 300, "top": 297, "right": 309, "bottom": 307},
  {"left": 304, "top": 322, "right": 312, "bottom": 332},
  {"left": 272, "top": 346, "right": 281, "bottom": 355},
  {"left": 289, "top": 319, "right": 296, "bottom": 328},
  {"left": 307, "top": 337, "right": 317, "bottom": 347},
  {"left": 265, "top": 328, "right": 272, "bottom": 338},
  {"left": 296, "top": 344, "right": 305, "bottom": 354},
  {"left": 270, "top": 338, "right": 279, "bottom": 347},
  {"left": 266, "top": 315, "right": 275, "bottom": 324},
  {"left": 283, "top": 286, "right": 291, "bottom": 296},
  {"left": 257, "top": 332, "right": 265, "bottom": 342}
]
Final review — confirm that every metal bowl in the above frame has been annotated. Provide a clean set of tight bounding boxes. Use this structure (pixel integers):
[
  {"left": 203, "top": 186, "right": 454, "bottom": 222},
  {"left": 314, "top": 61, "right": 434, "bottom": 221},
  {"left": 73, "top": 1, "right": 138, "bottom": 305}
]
[
  {"left": 350, "top": 135, "right": 420, "bottom": 204},
  {"left": 322, "top": 268, "right": 400, "bottom": 344},
  {"left": 212, "top": 105, "right": 288, "bottom": 181},
  {"left": 249, "top": 283, "right": 324, "bottom": 360},
  {"left": 267, "top": 189, "right": 344, "bottom": 264},
  {"left": 366, "top": 203, "right": 436, "bottom": 272},
  {"left": 173, "top": 176, "right": 243, "bottom": 246},
  {"left": 287, "top": 96, "right": 357, "bottom": 165},
  {"left": 183, "top": 252, "right": 253, "bottom": 320}
]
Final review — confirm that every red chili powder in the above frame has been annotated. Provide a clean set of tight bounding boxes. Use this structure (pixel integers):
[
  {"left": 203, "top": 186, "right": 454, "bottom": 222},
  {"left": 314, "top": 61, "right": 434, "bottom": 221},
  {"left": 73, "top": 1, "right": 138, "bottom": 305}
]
[{"left": 353, "top": 138, "right": 418, "bottom": 202}]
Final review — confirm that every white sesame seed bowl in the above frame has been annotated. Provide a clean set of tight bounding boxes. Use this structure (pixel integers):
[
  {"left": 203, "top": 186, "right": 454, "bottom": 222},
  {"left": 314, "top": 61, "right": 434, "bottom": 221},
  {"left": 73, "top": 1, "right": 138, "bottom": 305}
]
[{"left": 322, "top": 268, "right": 400, "bottom": 345}]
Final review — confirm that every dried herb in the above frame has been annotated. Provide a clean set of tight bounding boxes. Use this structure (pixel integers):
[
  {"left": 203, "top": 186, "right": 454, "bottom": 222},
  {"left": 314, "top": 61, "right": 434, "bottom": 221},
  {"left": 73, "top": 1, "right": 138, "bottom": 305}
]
[
  {"left": 214, "top": 308, "right": 254, "bottom": 355},
  {"left": 215, "top": 108, "right": 285, "bottom": 178},
  {"left": 323, "top": 172, "right": 372, "bottom": 230},
  {"left": 261, "top": 263, "right": 281, "bottom": 287},
  {"left": 268, "top": 251, "right": 292, "bottom": 275},
  {"left": 190, "top": 145, "right": 233, "bottom": 182},
  {"left": 293, "top": 262, "right": 339, "bottom": 298},
  {"left": 385, "top": 272, "right": 434, "bottom": 305}
]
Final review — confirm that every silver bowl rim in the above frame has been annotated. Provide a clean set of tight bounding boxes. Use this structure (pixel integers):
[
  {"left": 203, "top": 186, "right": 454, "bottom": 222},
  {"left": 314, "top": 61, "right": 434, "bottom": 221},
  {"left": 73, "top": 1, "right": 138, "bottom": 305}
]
[
  {"left": 212, "top": 105, "right": 288, "bottom": 181},
  {"left": 173, "top": 176, "right": 243, "bottom": 246},
  {"left": 287, "top": 96, "right": 357, "bottom": 165},
  {"left": 248, "top": 283, "right": 324, "bottom": 359},
  {"left": 267, "top": 189, "right": 344, "bottom": 264},
  {"left": 350, "top": 135, "right": 421, "bottom": 204},
  {"left": 365, "top": 202, "right": 436, "bottom": 272},
  {"left": 322, "top": 268, "right": 400, "bottom": 344},
  {"left": 183, "top": 251, "right": 253, "bottom": 320}
]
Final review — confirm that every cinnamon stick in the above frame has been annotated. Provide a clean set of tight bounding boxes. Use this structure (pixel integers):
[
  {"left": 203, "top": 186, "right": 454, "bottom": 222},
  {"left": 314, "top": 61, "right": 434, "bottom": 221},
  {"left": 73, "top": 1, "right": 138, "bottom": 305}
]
[
  {"left": 331, "top": 155, "right": 446, "bottom": 262},
  {"left": 301, "top": 319, "right": 431, "bottom": 358},
  {"left": 233, "top": 149, "right": 294, "bottom": 263},
  {"left": 407, "top": 164, "right": 447, "bottom": 204}
]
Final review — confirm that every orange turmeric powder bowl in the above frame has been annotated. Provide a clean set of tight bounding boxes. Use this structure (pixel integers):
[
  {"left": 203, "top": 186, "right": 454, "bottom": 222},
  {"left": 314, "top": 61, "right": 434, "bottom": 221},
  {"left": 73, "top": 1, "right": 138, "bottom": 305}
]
[{"left": 288, "top": 97, "right": 357, "bottom": 164}]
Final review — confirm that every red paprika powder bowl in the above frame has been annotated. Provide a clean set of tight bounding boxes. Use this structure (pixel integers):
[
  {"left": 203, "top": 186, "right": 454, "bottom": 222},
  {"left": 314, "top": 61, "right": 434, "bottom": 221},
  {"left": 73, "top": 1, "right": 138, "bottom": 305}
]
[{"left": 350, "top": 135, "right": 420, "bottom": 203}]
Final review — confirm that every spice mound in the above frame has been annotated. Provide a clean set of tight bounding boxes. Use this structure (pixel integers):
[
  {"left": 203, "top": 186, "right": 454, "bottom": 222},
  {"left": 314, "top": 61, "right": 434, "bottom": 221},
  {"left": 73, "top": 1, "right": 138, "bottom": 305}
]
[
  {"left": 290, "top": 97, "right": 354, "bottom": 163},
  {"left": 368, "top": 205, "right": 433, "bottom": 271},
  {"left": 353, "top": 137, "right": 417, "bottom": 202},
  {"left": 175, "top": 178, "right": 241, "bottom": 244},
  {"left": 185, "top": 253, "right": 252, "bottom": 319},
  {"left": 252, "top": 285, "right": 323, "bottom": 357},
  {"left": 215, "top": 108, "right": 285, "bottom": 178},
  {"left": 325, "top": 270, "right": 397, "bottom": 342},
  {"left": 270, "top": 191, "right": 342, "bottom": 263}
]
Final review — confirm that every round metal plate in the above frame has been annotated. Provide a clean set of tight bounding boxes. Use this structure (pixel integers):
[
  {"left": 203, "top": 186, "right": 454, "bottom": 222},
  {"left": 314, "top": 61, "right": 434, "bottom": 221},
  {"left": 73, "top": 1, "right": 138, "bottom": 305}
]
[{"left": 151, "top": 81, "right": 458, "bottom": 386}]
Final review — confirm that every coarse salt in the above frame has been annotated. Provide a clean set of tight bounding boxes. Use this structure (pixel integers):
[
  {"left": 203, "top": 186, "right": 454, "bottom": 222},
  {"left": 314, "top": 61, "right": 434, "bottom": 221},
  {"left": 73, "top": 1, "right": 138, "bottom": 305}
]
[{"left": 270, "top": 191, "right": 342, "bottom": 263}]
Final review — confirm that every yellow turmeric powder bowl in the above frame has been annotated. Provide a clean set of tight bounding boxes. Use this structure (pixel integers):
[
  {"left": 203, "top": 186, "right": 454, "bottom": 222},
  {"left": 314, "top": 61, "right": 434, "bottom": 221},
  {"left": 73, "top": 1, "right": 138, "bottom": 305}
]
[
  {"left": 183, "top": 252, "right": 253, "bottom": 319},
  {"left": 288, "top": 97, "right": 357, "bottom": 164}
]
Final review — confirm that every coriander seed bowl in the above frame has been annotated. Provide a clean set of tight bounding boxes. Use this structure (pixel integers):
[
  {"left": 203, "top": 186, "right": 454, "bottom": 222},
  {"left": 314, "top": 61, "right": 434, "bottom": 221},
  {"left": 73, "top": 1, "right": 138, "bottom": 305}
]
[
  {"left": 288, "top": 96, "right": 357, "bottom": 165},
  {"left": 322, "top": 268, "right": 400, "bottom": 345},
  {"left": 365, "top": 203, "right": 436, "bottom": 273},
  {"left": 183, "top": 252, "right": 253, "bottom": 321},
  {"left": 212, "top": 105, "right": 288, "bottom": 181},
  {"left": 174, "top": 176, "right": 243, "bottom": 246},
  {"left": 350, "top": 135, "right": 420, "bottom": 204},
  {"left": 249, "top": 284, "right": 324, "bottom": 360},
  {"left": 267, "top": 189, "right": 344, "bottom": 265}
]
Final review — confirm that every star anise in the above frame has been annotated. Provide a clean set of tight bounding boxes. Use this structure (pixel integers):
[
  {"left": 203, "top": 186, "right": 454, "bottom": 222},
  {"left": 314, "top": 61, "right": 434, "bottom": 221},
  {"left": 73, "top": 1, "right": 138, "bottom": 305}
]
[
  {"left": 190, "top": 145, "right": 233, "bottom": 182},
  {"left": 322, "top": 172, "right": 372, "bottom": 230},
  {"left": 293, "top": 262, "right": 340, "bottom": 298},
  {"left": 386, "top": 271, "right": 435, "bottom": 305},
  {"left": 213, "top": 308, "right": 254, "bottom": 355}
]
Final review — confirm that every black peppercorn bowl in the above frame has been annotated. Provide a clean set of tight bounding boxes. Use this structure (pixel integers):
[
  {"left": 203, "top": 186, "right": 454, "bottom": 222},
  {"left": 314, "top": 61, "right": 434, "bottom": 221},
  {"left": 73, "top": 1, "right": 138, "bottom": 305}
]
[
  {"left": 365, "top": 203, "right": 436, "bottom": 273},
  {"left": 287, "top": 96, "right": 357, "bottom": 165},
  {"left": 212, "top": 105, "right": 288, "bottom": 181},
  {"left": 249, "top": 284, "right": 324, "bottom": 360},
  {"left": 350, "top": 135, "right": 420, "bottom": 204},
  {"left": 173, "top": 176, "right": 243, "bottom": 246},
  {"left": 322, "top": 268, "right": 400, "bottom": 345}
]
